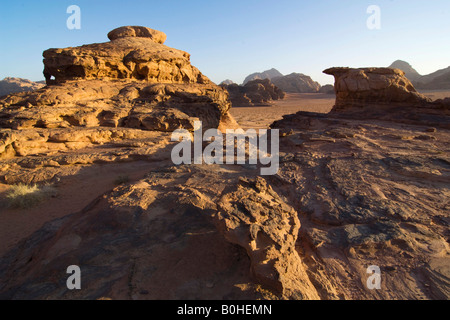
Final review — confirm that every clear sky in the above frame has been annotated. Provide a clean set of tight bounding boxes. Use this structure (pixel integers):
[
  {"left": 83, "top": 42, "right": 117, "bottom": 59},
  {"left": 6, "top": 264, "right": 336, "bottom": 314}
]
[{"left": 1, "top": 0, "right": 449, "bottom": 85}]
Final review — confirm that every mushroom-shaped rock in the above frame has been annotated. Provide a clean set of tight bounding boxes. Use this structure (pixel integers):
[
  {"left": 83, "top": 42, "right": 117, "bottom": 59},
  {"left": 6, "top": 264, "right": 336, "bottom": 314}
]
[
  {"left": 323, "top": 67, "right": 430, "bottom": 110},
  {"left": 43, "top": 26, "right": 209, "bottom": 85},
  {"left": 107, "top": 26, "right": 167, "bottom": 44}
]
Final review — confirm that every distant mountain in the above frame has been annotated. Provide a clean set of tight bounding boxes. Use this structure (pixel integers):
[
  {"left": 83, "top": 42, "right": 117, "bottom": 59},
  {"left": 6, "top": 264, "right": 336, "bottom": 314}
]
[
  {"left": 243, "top": 68, "right": 283, "bottom": 85},
  {"left": 416, "top": 66, "right": 450, "bottom": 89},
  {"left": 242, "top": 69, "right": 322, "bottom": 93},
  {"left": 271, "top": 73, "right": 321, "bottom": 93},
  {"left": 388, "top": 60, "right": 450, "bottom": 90},
  {"left": 0, "top": 77, "right": 45, "bottom": 97},
  {"left": 220, "top": 79, "right": 235, "bottom": 86},
  {"left": 389, "top": 60, "right": 421, "bottom": 81}
]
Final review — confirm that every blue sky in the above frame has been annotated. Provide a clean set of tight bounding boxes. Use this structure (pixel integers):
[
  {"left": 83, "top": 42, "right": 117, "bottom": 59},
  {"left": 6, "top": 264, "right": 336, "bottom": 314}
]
[{"left": 0, "top": 0, "right": 449, "bottom": 85}]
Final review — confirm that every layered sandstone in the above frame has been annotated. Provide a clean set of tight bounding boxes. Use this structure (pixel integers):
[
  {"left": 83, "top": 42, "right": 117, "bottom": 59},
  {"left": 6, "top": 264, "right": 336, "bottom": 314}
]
[
  {"left": 43, "top": 26, "right": 209, "bottom": 85},
  {"left": 324, "top": 67, "right": 429, "bottom": 109},
  {"left": 324, "top": 67, "right": 450, "bottom": 128},
  {"left": 0, "top": 26, "right": 235, "bottom": 159}
]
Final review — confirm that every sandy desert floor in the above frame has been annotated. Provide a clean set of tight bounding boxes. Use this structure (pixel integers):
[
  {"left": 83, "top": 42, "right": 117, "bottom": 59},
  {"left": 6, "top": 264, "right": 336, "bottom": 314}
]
[
  {"left": 229, "top": 93, "right": 336, "bottom": 129},
  {"left": 229, "top": 90, "right": 450, "bottom": 130}
]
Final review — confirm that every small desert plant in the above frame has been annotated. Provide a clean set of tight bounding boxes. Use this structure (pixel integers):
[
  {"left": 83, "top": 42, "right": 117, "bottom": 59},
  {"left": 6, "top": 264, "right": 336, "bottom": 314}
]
[
  {"left": 5, "top": 183, "right": 57, "bottom": 209},
  {"left": 114, "top": 175, "right": 130, "bottom": 185}
]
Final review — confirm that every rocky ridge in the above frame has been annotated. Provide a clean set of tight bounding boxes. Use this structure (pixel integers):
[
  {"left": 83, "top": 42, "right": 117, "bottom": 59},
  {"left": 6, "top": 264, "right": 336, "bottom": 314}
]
[
  {"left": 388, "top": 60, "right": 450, "bottom": 90},
  {"left": 271, "top": 73, "right": 321, "bottom": 93},
  {"left": 0, "top": 78, "right": 45, "bottom": 97},
  {"left": 221, "top": 79, "right": 285, "bottom": 107},
  {"left": 243, "top": 68, "right": 284, "bottom": 85},
  {"left": 242, "top": 69, "right": 322, "bottom": 93}
]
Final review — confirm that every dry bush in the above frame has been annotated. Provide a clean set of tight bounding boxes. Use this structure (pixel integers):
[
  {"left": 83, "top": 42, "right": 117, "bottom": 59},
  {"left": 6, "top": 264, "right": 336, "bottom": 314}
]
[{"left": 4, "top": 184, "right": 57, "bottom": 209}]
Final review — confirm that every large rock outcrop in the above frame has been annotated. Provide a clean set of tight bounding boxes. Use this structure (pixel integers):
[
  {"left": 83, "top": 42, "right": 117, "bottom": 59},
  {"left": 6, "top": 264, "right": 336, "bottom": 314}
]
[
  {"left": 221, "top": 79, "right": 285, "bottom": 107},
  {"left": 43, "top": 26, "right": 209, "bottom": 85},
  {"left": 271, "top": 73, "right": 321, "bottom": 93},
  {"left": 243, "top": 68, "right": 284, "bottom": 85},
  {"left": 0, "top": 165, "right": 319, "bottom": 300},
  {"left": 324, "top": 67, "right": 450, "bottom": 128},
  {"left": 270, "top": 109, "right": 450, "bottom": 300},
  {"left": 0, "top": 26, "right": 235, "bottom": 159},
  {"left": 324, "top": 67, "right": 429, "bottom": 109}
]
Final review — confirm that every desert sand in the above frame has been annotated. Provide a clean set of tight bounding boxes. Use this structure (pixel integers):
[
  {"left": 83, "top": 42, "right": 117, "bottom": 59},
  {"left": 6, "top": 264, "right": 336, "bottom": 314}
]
[
  {"left": 230, "top": 93, "right": 336, "bottom": 129},
  {"left": 229, "top": 90, "right": 449, "bottom": 130}
]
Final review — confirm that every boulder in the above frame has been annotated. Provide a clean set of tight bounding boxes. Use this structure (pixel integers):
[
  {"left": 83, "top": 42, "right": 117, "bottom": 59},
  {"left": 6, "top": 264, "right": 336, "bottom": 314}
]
[{"left": 107, "top": 26, "right": 167, "bottom": 44}]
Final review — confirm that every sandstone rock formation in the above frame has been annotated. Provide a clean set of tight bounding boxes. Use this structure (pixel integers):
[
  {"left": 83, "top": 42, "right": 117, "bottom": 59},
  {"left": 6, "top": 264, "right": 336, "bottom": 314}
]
[
  {"left": 0, "top": 167, "right": 319, "bottom": 300},
  {"left": 221, "top": 79, "right": 285, "bottom": 107},
  {"left": 324, "top": 67, "right": 450, "bottom": 120},
  {"left": 324, "top": 67, "right": 428, "bottom": 108},
  {"left": 0, "top": 26, "right": 236, "bottom": 160},
  {"left": 243, "top": 68, "right": 283, "bottom": 85},
  {"left": 270, "top": 109, "right": 450, "bottom": 300},
  {"left": 271, "top": 73, "right": 321, "bottom": 93},
  {"left": 0, "top": 77, "right": 45, "bottom": 97},
  {"left": 323, "top": 67, "right": 450, "bottom": 128},
  {"left": 107, "top": 26, "right": 167, "bottom": 43},
  {"left": 216, "top": 177, "right": 319, "bottom": 299},
  {"left": 43, "top": 26, "right": 209, "bottom": 85}
]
